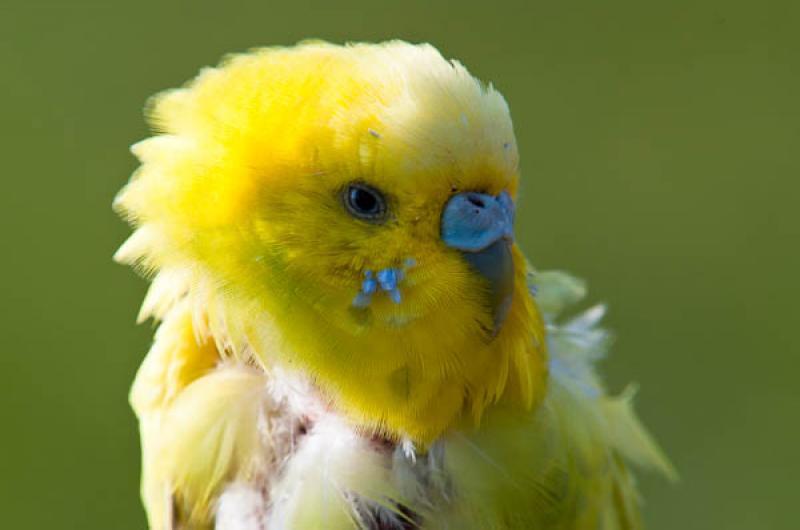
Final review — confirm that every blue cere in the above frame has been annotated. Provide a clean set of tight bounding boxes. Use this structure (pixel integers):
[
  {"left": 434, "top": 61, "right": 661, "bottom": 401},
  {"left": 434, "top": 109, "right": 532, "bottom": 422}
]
[
  {"left": 441, "top": 191, "right": 515, "bottom": 252},
  {"left": 441, "top": 190, "right": 516, "bottom": 334}
]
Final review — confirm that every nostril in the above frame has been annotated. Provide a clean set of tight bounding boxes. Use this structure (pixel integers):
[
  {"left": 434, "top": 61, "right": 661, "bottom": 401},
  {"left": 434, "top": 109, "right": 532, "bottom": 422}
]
[{"left": 467, "top": 194, "right": 486, "bottom": 209}]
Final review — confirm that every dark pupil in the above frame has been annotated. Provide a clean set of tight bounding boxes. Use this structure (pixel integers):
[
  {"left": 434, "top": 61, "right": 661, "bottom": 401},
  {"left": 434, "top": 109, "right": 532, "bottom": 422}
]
[{"left": 350, "top": 187, "right": 378, "bottom": 213}]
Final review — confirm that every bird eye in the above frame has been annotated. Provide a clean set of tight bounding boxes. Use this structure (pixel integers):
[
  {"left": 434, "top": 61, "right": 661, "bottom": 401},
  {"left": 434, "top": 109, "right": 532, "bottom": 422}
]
[{"left": 343, "top": 183, "right": 387, "bottom": 222}]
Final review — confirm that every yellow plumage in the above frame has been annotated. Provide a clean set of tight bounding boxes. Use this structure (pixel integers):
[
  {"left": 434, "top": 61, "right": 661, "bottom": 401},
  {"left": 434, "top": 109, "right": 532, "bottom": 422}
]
[{"left": 115, "top": 41, "right": 674, "bottom": 529}]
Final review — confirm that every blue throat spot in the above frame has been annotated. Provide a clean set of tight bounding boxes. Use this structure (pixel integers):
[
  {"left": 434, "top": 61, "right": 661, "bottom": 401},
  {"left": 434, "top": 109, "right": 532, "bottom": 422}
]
[{"left": 352, "top": 260, "right": 415, "bottom": 308}]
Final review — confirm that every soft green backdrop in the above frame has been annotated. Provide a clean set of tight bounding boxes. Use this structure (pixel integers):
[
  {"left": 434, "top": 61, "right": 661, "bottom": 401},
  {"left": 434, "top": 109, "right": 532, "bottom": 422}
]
[{"left": 1, "top": 1, "right": 797, "bottom": 529}]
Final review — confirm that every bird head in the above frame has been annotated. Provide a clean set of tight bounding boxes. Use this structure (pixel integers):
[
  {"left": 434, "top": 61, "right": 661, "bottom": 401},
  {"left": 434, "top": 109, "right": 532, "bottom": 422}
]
[{"left": 116, "top": 41, "right": 546, "bottom": 446}]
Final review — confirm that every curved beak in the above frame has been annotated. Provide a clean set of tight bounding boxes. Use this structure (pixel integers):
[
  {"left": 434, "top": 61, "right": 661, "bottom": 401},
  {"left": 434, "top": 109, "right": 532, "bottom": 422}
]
[{"left": 441, "top": 191, "right": 515, "bottom": 334}]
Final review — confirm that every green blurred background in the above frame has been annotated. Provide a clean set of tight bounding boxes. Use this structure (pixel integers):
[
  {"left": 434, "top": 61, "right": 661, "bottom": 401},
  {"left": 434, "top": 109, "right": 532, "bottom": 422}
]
[{"left": 1, "top": 1, "right": 797, "bottom": 528}]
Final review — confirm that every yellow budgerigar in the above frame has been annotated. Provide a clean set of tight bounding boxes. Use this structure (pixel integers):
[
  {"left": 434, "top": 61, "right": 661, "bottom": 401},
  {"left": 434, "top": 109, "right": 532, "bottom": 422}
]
[{"left": 115, "top": 40, "right": 675, "bottom": 530}]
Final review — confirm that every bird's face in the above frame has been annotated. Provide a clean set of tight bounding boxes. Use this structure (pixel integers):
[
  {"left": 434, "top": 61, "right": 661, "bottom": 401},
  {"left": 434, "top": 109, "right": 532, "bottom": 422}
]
[
  {"left": 235, "top": 94, "right": 544, "bottom": 443},
  {"left": 252, "top": 139, "right": 520, "bottom": 340},
  {"left": 118, "top": 43, "right": 546, "bottom": 443}
]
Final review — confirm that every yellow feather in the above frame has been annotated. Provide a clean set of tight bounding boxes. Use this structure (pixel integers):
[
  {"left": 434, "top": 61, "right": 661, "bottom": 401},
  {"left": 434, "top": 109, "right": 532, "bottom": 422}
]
[
  {"left": 116, "top": 41, "right": 672, "bottom": 529},
  {"left": 116, "top": 40, "right": 545, "bottom": 446},
  {"left": 157, "top": 365, "right": 267, "bottom": 524}
]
